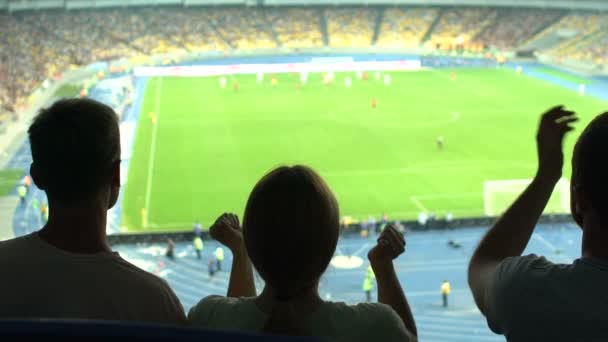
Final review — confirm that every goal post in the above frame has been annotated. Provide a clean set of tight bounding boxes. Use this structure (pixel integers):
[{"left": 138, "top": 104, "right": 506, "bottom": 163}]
[{"left": 483, "top": 178, "right": 570, "bottom": 216}]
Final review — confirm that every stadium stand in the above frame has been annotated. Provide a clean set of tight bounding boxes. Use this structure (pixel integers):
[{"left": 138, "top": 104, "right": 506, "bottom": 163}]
[
  {"left": 375, "top": 8, "right": 439, "bottom": 48},
  {"left": 539, "top": 12, "right": 608, "bottom": 64},
  {"left": 19, "top": 11, "right": 137, "bottom": 63},
  {"left": 476, "top": 8, "right": 563, "bottom": 50},
  {"left": 267, "top": 8, "right": 324, "bottom": 48},
  {"left": 533, "top": 13, "right": 606, "bottom": 56},
  {"left": 163, "top": 9, "right": 231, "bottom": 53},
  {"left": 1, "top": 6, "right": 608, "bottom": 123},
  {"left": 325, "top": 8, "right": 379, "bottom": 48},
  {"left": 572, "top": 31, "right": 608, "bottom": 65},
  {"left": 209, "top": 9, "right": 277, "bottom": 50},
  {"left": 427, "top": 8, "right": 496, "bottom": 51}
]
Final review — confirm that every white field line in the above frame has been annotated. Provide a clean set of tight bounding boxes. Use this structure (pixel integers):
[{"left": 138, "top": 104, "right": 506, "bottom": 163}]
[
  {"left": 143, "top": 78, "right": 163, "bottom": 227},
  {"left": 396, "top": 288, "right": 471, "bottom": 298},
  {"left": 322, "top": 160, "right": 535, "bottom": 178},
  {"left": 532, "top": 233, "right": 562, "bottom": 253},
  {"left": 350, "top": 243, "right": 372, "bottom": 257},
  {"left": 419, "top": 331, "right": 499, "bottom": 341},
  {"left": 413, "top": 192, "right": 480, "bottom": 200},
  {"left": 410, "top": 196, "right": 429, "bottom": 212}
]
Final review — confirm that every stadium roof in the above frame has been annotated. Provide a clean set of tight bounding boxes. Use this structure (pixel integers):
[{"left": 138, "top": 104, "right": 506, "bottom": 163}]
[{"left": 2, "top": 0, "right": 608, "bottom": 11}]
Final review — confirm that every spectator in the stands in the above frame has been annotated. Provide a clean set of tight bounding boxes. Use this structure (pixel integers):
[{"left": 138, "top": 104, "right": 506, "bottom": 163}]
[
  {"left": 0, "top": 98, "right": 185, "bottom": 324},
  {"left": 188, "top": 166, "right": 417, "bottom": 341},
  {"left": 468, "top": 106, "right": 608, "bottom": 340}
]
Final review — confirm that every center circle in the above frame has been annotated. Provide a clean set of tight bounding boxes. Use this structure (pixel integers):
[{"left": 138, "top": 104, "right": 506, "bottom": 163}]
[{"left": 331, "top": 255, "right": 364, "bottom": 269}]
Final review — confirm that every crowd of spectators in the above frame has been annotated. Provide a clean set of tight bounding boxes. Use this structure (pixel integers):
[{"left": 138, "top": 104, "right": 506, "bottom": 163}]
[
  {"left": 538, "top": 13, "right": 608, "bottom": 65},
  {"left": 2, "top": 6, "right": 608, "bottom": 120},
  {"left": 158, "top": 9, "right": 230, "bottom": 53},
  {"left": 476, "top": 9, "right": 562, "bottom": 50},
  {"left": 210, "top": 9, "right": 277, "bottom": 51},
  {"left": 325, "top": 8, "right": 378, "bottom": 48},
  {"left": 376, "top": 8, "right": 438, "bottom": 49},
  {"left": 267, "top": 9, "right": 324, "bottom": 48},
  {"left": 428, "top": 8, "right": 496, "bottom": 51},
  {"left": 566, "top": 32, "right": 608, "bottom": 65}
]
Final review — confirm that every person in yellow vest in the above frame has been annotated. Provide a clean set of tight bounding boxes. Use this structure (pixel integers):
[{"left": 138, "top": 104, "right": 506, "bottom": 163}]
[
  {"left": 441, "top": 279, "right": 451, "bottom": 308},
  {"left": 40, "top": 202, "right": 48, "bottom": 223},
  {"left": 214, "top": 246, "right": 224, "bottom": 271},
  {"left": 194, "top": 236, "right": 204, "bottom": 260},
  {"left": 363, "top": 265, "right": 375, "bottom": 302},
  {"left": 17, "top": 185, "right": 27, "bottom": 205}
]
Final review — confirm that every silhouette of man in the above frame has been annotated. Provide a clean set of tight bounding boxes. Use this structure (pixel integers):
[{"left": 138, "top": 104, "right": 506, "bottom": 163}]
[
  {"left": 469, "top": 106, "right": 608, "bottom": 341},
  {"left": 0, "top": 98, "right": 185, "bottom": 324}
]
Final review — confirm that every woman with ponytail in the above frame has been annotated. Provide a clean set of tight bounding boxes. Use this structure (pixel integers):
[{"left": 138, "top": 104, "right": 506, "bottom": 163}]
[{"left": 188, "top": 166, "right": 417, "bottom": 341}]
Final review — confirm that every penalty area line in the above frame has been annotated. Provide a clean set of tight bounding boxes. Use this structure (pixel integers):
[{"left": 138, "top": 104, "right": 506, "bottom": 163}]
[
  {"left": 410, "top": 196, "right": 429, "bottom": 212},
  {"left": 143, "top": 78, "right": 162, "bottom": 228}
]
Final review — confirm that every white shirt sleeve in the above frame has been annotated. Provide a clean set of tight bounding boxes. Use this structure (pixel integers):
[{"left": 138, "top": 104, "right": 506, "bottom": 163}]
[
  {"left": 188, "top": 295, "right": 223, "bottom": 328},
  {"left": 485, "top": 254, "right": 553, "bottom": 334},
  {"left": 373, "top": 305, "right": 413, "bottom": 342},
  {"left": 350, "top": 303, "right": 412, "bottom": 342}
]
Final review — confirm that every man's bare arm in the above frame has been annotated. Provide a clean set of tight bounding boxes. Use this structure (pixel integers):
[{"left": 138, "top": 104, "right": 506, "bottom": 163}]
[{"left": 468, "top": 106, "right": 577, "bottom": 314}]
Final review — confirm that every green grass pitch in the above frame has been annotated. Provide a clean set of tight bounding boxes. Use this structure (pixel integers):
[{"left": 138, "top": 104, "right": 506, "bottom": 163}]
[
  {"left": 0, "top": 170, "right": 22, "bottom": 196},
  {"left": 121, "top": 68, "right": 607, "bottom": 232}
]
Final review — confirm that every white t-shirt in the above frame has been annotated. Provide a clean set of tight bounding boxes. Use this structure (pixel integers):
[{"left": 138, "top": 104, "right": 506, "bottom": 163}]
[
  {"left": 486, "top": 254, "right": 608, "bottom": 341},
  {"left": 188, "top": 295, "right": 411, "bottom": 342},
  {"left": 0, "top": 232, "right": 185, "bottom": 324}
]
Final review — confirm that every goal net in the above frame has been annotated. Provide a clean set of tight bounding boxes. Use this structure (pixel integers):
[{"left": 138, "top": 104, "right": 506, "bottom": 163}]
[{"left": 483, "top": 178, "right": 570, "bottom": 216}]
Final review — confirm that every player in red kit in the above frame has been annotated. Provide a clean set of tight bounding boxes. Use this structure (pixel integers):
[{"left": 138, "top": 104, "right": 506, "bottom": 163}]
[{"left": 233, "top": 82, "right": 240, "bottom": 92}]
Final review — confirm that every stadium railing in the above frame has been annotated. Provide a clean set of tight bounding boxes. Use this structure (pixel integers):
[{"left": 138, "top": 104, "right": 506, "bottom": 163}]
[{"left": 0, "top": 319, "right": 324, "bottom": 341}]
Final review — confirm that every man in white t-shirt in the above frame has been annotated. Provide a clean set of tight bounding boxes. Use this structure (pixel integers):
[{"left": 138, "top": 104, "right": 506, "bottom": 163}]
[
  {"left": 0, "top": 98, "right": 185, "bottom": 324},
  {"left": 469, "top": 107, "right": 608, "bottom": 341}
]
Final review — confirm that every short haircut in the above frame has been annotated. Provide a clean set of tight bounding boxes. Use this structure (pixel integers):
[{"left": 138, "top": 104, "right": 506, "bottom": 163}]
[
  {"left": 28, "top": 98, "right": 120, "bottom": 203},
  {"left": 572, "top": 112, "right": 608, "bottom": 217}
]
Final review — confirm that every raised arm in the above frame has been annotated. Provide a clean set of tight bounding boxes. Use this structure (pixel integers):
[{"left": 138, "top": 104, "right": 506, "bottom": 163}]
[
  {"left": 368, "top": 224, "right": 417, "bottom": 340},
  {"left": 468, "top": 106, "right": 578, "bottom": 314},
  {"left": 210, "top": 213, "right": 256, "bottom": 297}
]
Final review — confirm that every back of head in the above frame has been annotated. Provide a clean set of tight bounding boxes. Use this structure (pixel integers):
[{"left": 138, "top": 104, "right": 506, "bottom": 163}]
[
  {"left": 243, "top": 165, "right": 340, "bottom": 335},
  {"left": 28, "top": 98, "right": 120, "bottom": 205},
  {"left": 572, "top": 112, "right": 608, "bottom": 223}
]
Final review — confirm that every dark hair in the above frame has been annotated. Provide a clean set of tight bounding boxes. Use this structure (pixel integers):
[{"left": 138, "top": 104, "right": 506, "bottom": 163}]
[
  {"left": 572, "top": 112, "right": 608, "bottom": 222},
  {"left": 243, "top": 165, "right": 340, "bottom": 335},
  {"left": 28, "top": 98, "right": 120, "bottom": 204}
]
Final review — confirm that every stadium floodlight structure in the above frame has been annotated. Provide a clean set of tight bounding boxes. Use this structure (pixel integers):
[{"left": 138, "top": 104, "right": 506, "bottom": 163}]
[{"left": 483, "top": 178, "right": 571, "bottom": 217}]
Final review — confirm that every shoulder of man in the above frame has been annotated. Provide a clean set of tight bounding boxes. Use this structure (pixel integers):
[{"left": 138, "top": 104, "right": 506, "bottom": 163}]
[
  {"left": 0, "top": 234, "right": 39, "bottom": 261},
  {"left": 485, "top": 254, "right": 555, "bottom": 333},
  {"left": 112, "top": 255, "right": 186, "bottom": 324}
]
